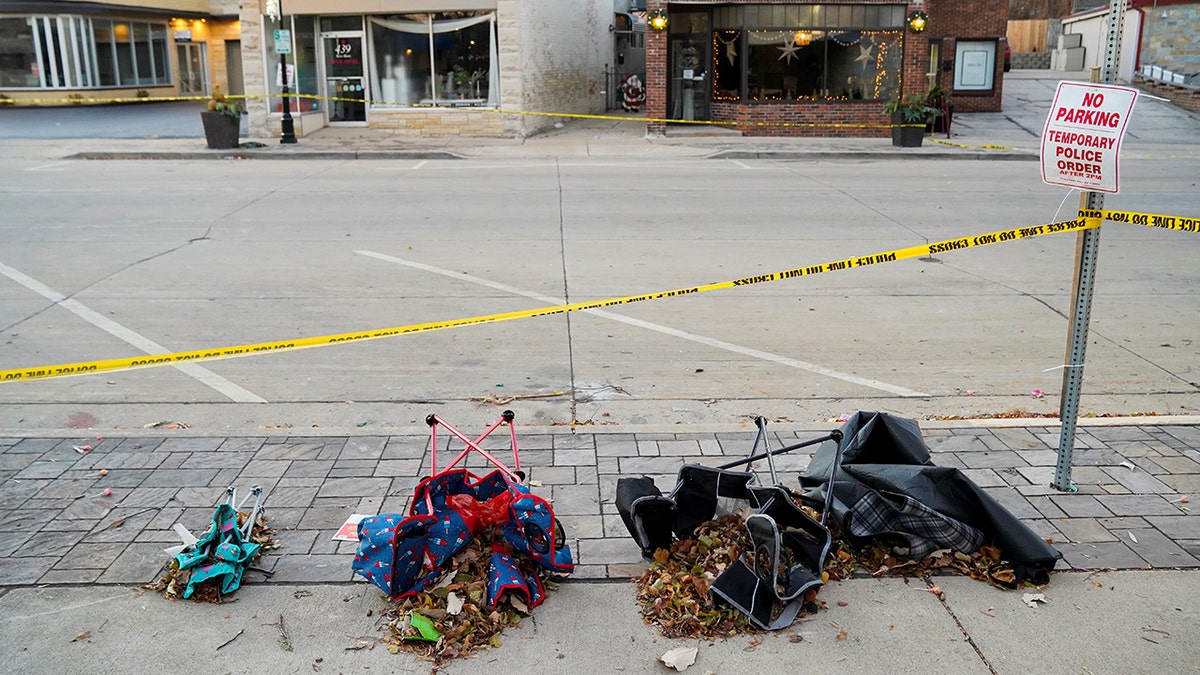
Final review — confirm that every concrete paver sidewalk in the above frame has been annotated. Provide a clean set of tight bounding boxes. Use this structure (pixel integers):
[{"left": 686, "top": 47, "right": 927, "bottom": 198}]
[
  {"left": 3, "top": 421, "right": 1198, "bottom": 591},
  {"left": 1, "top": 420, "right": 1198, "bottom": 673}
]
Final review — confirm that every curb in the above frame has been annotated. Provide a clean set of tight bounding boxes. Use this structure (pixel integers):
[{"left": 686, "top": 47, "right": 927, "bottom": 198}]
[{"left": 4, "top": 415, "right": 1198, "bottom": 439}]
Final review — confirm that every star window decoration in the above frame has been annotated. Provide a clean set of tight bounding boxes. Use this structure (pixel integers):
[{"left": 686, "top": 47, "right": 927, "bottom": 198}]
[{"left": 777, "top": 39, "right": 801, "bottom": 64}]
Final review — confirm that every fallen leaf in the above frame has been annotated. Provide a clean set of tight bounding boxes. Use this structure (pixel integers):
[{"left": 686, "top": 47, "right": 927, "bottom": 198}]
[
  {"left": 835, "top": 631, "right": 848, "bottom": 640},
  {"left": 106, "top": 518, "right": 126, "bottom": 529},
  {"left": 1128, "top": 531, "right": 1138, "bottom": 543},
  {"left": 445, "top": 592, "right": 464, "bottom": 616},
  {"left": 509, "top": 595, "right": 528, "bottom": 614},
  {"left": 659, "top": 646, "right": 698, "bottom": 671},
  {"left": 837, "top": 600, "right": 848, "bottom": 607},
  {"left": 71, "top": 631, "right": 90, "bottom": 642}
]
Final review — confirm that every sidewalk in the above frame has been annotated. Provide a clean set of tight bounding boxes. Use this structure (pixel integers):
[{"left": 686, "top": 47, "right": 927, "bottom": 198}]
[
  {"left": 2, "top": 70, "right": 1197, "bottom": 163},
  {"left": 1, "top": 419, "right": 1197, "bottom": 672}
]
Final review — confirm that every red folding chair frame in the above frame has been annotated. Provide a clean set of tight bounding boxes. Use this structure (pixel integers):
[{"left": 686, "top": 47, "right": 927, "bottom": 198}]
[{"left": 426, "top": 409, "right": 523, "bottom": 483}]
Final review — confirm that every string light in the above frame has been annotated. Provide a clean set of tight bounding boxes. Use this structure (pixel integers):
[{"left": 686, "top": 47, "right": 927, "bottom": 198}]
[{"left": 708, "top": 28, "right": 902, "bottom": 103}]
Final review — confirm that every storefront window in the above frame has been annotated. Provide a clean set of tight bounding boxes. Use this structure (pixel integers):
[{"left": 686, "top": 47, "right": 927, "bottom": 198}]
[
  {"left": 712, "top": 30, "right": 742, "bottom": 101},
  {"left": 746, "top": 29, "right": 901, "bottom": 101},
  {"left": 1, "top": 16, "right": 170, "bottom": 89},
  {"left": 94, "top": 20, "right": 117, "bottom": 86},
  {"left": 707, "top": 4, "right": 904, "bottom": 103},
  {"left": 368, "top": 12, "right": 497, "bottom": 108},
  {"left": 267, "top": 17, "right": 321, "bottom": 113},
  {"left": 0, "top": 18, "right": 37, "bottom": 87}
]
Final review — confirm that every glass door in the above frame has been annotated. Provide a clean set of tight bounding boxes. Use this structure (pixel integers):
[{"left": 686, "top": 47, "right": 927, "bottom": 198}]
[
  {"left": 177, "top": 42, "right": 208, "bottom": 96},
  {"left": 323, "top": 33, "right": 366, "bottom": 124},
  {"left": 668, "top": 37, "right": 710, "bottom": 121}
]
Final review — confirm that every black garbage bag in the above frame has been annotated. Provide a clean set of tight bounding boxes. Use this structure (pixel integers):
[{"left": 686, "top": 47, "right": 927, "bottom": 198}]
[{"left": 799, "top": 411, "right": 1061, "bottom": 585}]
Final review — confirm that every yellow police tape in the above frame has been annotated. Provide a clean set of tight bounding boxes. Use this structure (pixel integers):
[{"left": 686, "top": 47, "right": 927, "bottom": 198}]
[
  {"left": 0, "top": 217, "right": 1104, "bottom": 384},
  {"left": 1083, "top": 209, "right": 1200, "bottom": 234},
  {"left": 927, "top": 138, "right": 1023, "bottom": 151},
  {"left": 9, "top": 92, "right": 912, "bottom": 131}
]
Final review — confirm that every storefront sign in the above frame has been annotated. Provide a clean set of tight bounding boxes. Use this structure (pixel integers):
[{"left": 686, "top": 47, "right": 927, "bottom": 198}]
[
  {"left": 1040, "top": 81, "right": 1137, "bottom": 194},
  {"left": 330, "top": 38, "right": 360, "bottom": 66},
  {"left": 173, "top": 29, "right": 191, "bottom": 42}
]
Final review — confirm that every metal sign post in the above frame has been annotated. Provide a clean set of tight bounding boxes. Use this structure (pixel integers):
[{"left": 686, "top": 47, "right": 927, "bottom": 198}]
[{"left": 1052, "top": 0, "right": 1125, "bottom": 492}]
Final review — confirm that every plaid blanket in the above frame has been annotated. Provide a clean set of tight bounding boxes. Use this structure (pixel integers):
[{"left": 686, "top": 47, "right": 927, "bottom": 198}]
[{"left": 846, "top": 488, "right": 984, "bottom": 559}]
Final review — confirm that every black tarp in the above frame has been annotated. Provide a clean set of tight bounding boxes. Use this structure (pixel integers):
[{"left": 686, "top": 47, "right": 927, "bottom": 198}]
[{"left": 799, "top": 411, "right": 1061, "bottom": 584}]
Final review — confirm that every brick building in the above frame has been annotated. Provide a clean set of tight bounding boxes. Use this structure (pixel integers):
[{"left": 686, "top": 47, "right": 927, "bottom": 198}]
[{"left": 642, "top": 0, "right": 1008, "bottom": 137}]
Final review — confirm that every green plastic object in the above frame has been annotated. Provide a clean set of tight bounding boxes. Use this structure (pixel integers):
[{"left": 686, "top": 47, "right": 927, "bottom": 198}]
[{"left": 404, "top": 612, "right": 442, "bottom": 642}]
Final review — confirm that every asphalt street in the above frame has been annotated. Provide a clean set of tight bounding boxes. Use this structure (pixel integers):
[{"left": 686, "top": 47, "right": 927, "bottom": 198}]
[{"left": 0, "top": 148, "right": 1197, "bottom": 434}]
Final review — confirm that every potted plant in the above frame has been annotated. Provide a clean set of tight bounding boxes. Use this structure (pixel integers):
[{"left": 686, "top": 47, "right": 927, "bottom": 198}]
[
  {"left": 201, "top": 89, "right": 244, "bottom": 149},
  {"left": 453, "top": 67, "right": 471, "bottom": 99},
  {"left": 884, "top": 94, "right": 940, "bottom": 147}
]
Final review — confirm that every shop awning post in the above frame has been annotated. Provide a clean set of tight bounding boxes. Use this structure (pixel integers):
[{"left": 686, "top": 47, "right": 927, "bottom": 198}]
[{"left": 1052, "top": 0, "right": 1125, "bottom": 492}]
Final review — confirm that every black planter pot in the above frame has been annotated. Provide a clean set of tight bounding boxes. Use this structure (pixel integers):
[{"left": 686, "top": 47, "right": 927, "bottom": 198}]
[
  {"left": 890, "top": 111, "right": 904, "bottom": 145},
  {"left": 897, "top": 125, "right": 925, "bottom": 147},
  {"left": 891, "top": 112, "right": 925, "bottom": 147},
  {"left": 201, "top": 111, "right": 240, "bottom": 149}
]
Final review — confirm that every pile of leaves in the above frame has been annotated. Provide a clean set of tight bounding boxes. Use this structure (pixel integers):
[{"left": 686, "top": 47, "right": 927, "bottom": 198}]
[
  {"left": 635, "top": 515, "right": 759, "bottom": 639},
  {"left": 823, "top": 538, "right": 1018, "bottom": 589},
  {"left": 144, "top": 511, "right": 277, "bottom": 603},
  {"left": 377, "top": 525, "right": 560, "bottom": 667},
  {"left": 635, "top": 504, "right": 1028, "bottom": 639}
]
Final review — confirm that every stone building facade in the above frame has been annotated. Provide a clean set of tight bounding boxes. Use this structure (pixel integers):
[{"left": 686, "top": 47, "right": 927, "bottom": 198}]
[{"left": 1135, "top": 0, "right": 1200, "bottom": 78}]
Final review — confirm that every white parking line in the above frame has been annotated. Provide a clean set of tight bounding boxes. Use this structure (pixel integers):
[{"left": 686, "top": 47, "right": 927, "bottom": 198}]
[
  {"left": 23, "top": 162, "right": 69, "bottom": 172},
  {"left": 355, "top": 250, "right": 928, "bottom": 397},
  {"left": 0, "top": 261, "right": 267, "bottom": 403}
]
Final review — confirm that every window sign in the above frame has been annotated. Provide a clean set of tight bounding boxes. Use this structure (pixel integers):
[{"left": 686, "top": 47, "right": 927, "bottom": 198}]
[
  {"left": 273, "top": 29, "right": 291, "bottom": 54},
  {"left": 954, "top": 41, "right": 995, "bottom": 91},
  {"left": 275, "top": 63, "right": 295, "bottom": 87}
]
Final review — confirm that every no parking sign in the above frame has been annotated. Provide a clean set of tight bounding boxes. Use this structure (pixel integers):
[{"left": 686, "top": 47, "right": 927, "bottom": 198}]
[{"left": 1040, "top": 82, "right": 1137, "bottom": 194}]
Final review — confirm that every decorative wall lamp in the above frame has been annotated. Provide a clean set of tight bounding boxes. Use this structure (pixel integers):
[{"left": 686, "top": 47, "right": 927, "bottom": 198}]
[
  {"left": 793, "top": 30, "right": 812, "bottom": 46},
  {"left": 906, "top": 10, "right": 928, "bottom": 33},
  {"left": 647, "top": 9, "right": 668, "bottom": 31}
]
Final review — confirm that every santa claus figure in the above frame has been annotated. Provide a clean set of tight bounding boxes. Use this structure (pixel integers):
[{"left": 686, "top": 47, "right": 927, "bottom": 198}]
[{"left": 620, "top": 74, "right": 646, "bottom": 112}]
